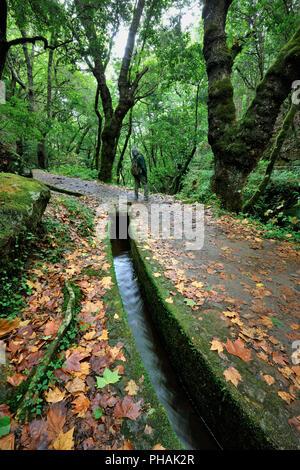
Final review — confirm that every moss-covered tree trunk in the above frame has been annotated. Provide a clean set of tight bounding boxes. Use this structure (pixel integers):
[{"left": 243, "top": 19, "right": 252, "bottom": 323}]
[
  {"left": 243, "top": 102, "right": 298, "bottom": 213},
  {"left": 202, "top": 0, "right": 300, "bottom": 212}
]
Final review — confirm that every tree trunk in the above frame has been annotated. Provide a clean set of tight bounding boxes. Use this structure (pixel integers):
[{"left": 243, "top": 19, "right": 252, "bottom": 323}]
[
  {"left": 37, "top": 140, "right": 48, "bottom": 169},
  {"left": 116, "top": 108, "right": 133, "bottom": 184},
  {"left": 243, "top": 102, "right": 298, "bottom": 213},
  {"left": 202, "top": 0, "right": 300, "bottom": 212}
]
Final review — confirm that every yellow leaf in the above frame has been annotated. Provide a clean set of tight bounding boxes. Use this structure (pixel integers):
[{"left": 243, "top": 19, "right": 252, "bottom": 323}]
[
  {"left": 53, "top": 428, "right": 74, "bottom": 450},
  {"left": 153, "top": 273, "right": 161, "bottom": 277},
  {"left": 45, "top": 387, "right": 66, "bottom": 403},
  {"left": 99, "top": 329, "right": 108, "bottom": 341},
  {"left": 165, "top": 297, "right": 173, "bottom": 304},
  {"left": 124, "top": 379, "right": 139, "bottom": 396},
  {"left": 153, "top": 444, "right": 166, "bottom": 450},
  {"left": 210, "top": 338, "right": 224, "bottom": 354},
  {"left": 262, "top": 375, "right": 275, "bottom": 386},
  {"left": 223, "top": 366, "right": 242, "bottom": 387},
  {"left": 278, "top": 391, "right": 295, "bottom": 405}
]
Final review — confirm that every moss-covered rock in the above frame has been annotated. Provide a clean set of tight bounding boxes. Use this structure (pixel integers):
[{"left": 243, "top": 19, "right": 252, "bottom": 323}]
[{"left": 0, "top": 172, "right": 50, "bottom": 259}]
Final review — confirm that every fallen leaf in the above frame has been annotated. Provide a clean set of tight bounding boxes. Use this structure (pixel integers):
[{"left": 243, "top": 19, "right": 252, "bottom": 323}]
[
  {"left": 165, "top": 297, "right": 173, "bottom": 304},
  {"left": 288, "top": 416, "right": 300, "bottom": 433},
  {"left": 278, "top": 391, "right": 295, "bottom": 405},
  {"left": 7, "top": 373, "right": 26, "bottom": 387},
  {"left": 262, "top": 375, "right": 275, "bottom": 386},
  {"left": 144, "top": 424, "right": 152, "bottom": 435},
  {"left": 45, "top": 387, "right": 66, "bottom": 404},
  {"left": 224, "top": 338, "right": 252, "bottom": 362},
  {"left": 223, "top": 366, "right": 242, "bottom": 387},
  {"left": 71, "top": 394, "right": 90, "bottom": 418},
  {"left": 53, "top": 427, "right": 74, "bottom": 450},
  {"left": 152, "top": 444, "right": 166, "bottom": 450},
  {"left": 124, "top": 380, "right": 139, "bottom": 396},
  {"left": 0, "top": 318, "right": 21, "bottom": 338},
  {"left": 0, "top": 433, "right": 14, "bottom": 450},
  {"left": 114, "top": 396, "right": 143, "bottom": 420}
]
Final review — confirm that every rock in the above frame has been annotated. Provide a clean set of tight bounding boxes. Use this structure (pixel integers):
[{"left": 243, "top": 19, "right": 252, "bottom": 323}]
[{"left": 0, "top": 172, "right": 51, "bottom": 259}]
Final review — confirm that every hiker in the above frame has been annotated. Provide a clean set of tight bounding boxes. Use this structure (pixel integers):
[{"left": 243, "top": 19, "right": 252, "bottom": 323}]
[{"left": 131, "top": 146, "right": 149, "bottom": 201}]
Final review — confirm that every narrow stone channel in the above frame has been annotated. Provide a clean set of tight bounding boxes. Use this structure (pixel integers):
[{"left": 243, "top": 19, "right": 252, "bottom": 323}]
[{"left": 111, "top": 233, "right": 221, "bottom": 450}]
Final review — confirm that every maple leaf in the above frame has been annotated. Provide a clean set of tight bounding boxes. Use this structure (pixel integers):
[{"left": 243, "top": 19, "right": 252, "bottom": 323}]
[
  {"left": 278, "top": 391, "right": 295, "bottom": 405},
  {"left": 43, "top": 320, "right": 60, "bottom": 337},
  {"left": 152, "top": 444, "right": 166, "bottom": 450},
  {"left": 124, "top": 379, "right": 139, "bottom": 396},
  {"left": 46, "top": 402, "right": 66, "bottom": 442},
  {"left": 210, "top": 338, "right": 224, "bottom": 355},
  {"left": 71, "top": 394, "right": 90, "bottom": 418},
  {"left": 0, "top": 318, "right": 21, "bottom": 338},
  {"left": 7, "top": 372, "right": 26, "bottom": 387},
  {"left": 96, "top": 368, "right": 121, "bottom": 388},
  {"left": 20, "top": 419, "right": 49, "bottom": 450},
  {"left": 0, "top": 433, "right": 15, "bottom": 450},
  {"left": 114, "top": 396, "right": 143, "bottom": 421},
  {"left": 223, "top": 366, "right": 242, "bottom": 387},
  {"left": 272, "top": 351, "right": 289, "bottom": 366},
  {"left": 65, "top": 377, "right": 87, "bottom": 395},
  {"left": 63, "top": 352, "right": 82, "bottom": 373},
  {"left": 53, "top": 427, "right": 74, "bottom": 450},
  {"left": 262, "top": 375, "right": 275, "bottom": 386},
  {"left": 288, "top": 416, "right": 300, "bottom": 434},
  {"left": 100, "top": 276, "right": 113, "bottom": 289},
  {"left": 45, "top": 387, "right": 66, "bottom": 403},
  {"left": 224, "top": 338, "right": 252, "bottom": 362}
]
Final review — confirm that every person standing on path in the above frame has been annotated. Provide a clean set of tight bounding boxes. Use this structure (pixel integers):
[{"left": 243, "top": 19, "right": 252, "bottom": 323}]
[{"left": 131, "top": 146, "right": 149, "bottom": 201}]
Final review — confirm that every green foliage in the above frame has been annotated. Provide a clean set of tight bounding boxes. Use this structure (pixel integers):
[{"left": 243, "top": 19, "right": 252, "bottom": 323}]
[
  {"left": 0, "top": 416, "right": 11, "bottom": 437},
  {"left": 93, "top": 407, "right": 103, "bottom": 420},
  {"left": 96, "top": 368, "right": 121, "bottom": 389},
  {"left": 49, "top": 164, "right": 98, "bottom": 181}
]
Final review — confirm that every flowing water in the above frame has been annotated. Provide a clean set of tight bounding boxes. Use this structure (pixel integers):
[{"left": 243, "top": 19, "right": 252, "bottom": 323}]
[{"left": 111, "top": 237, "right": 220, "bottom": 450}]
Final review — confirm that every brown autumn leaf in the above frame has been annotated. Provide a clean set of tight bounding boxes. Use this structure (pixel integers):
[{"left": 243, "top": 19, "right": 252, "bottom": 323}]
[
  {"left": 63, "top": 352, "right": 82, "bottom": 373},
  {"left": 46, "top": 401, "right": 67, "bottom": 442},
  {"left": 114, "top": 396, "right": 143, "bottom": 421},
  {"left": 272, "top": 351, "right": 289, "bottom": 366},
  {"left": 65, "top": 377, "right": 86, "bottom": 395},
  {"left": 7, "top": 372, "right": 26, "bottom": 387},
  {"left": 0, "top": 318, "right": 21, "bottom": 338},
  {"left": 288, "top": 416, "right": 300, "bottom": 433},
  {"left": 53, "top": 427, "right": 74, "bottom": 450},
  {"left": 289, "top": 324, "right": 299, "bottom": 330},
  {"left": 122, "top": 440, "right": 134, "bottom": 450},
  {"left": 224, "top": 338, "right": 252, "bottom": 362},
  {"left": 20, "top": 419, "right": 49, "bottom": 450},
  {"left": 71, "top": 394, "right": 90, "bottom": 418},
  {"left": 262, "top": 375, "right": 275, "bottom": 386},
  {"left": 0, "top": 433, "right": 15, "bottom": 450},
  {"left": 43, "top": 320, "right": 60, "bottom": 337},
  {"left": 278, "top": 391, "right": 295, "bottom": 405},
  {"left": 223, "top": 366, "right": 242, "bottom": 387},
  {"left": 152, "top": 444, "right": 166, "bottom": 450},
  {"left": 45, "top": 387, "right": 66, "bottom": 403},
  {"left": 124, "top": 379, "right": 139, "bottom": 396}
]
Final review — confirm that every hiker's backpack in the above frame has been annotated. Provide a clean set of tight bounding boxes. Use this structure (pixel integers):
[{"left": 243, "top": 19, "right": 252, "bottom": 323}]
[{"left": 131, "top": 156, "right": 140, "bottom": 177}]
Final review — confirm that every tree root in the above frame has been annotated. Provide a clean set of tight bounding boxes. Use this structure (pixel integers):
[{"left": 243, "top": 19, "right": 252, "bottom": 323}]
[{"left": 15, "top": 280, "right": 76, "bottom": 421}]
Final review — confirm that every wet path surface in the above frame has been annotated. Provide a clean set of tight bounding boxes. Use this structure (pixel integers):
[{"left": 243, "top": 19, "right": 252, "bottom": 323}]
[{"left": 111, "top": 238, "right": 220, "bottom": 450}]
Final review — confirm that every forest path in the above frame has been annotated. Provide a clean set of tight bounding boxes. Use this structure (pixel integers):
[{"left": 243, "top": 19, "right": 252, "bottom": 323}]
[{"left": 32, "top": 170, "right": 300, "bottom": 441}]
